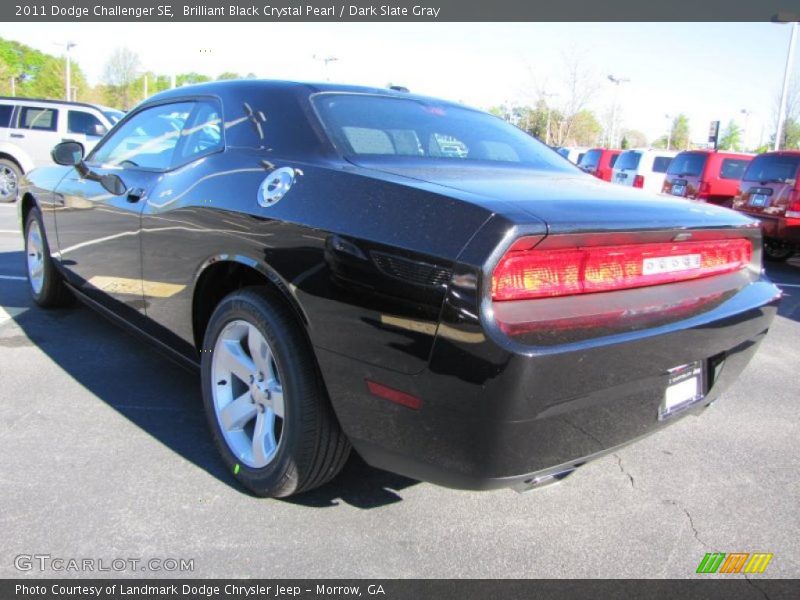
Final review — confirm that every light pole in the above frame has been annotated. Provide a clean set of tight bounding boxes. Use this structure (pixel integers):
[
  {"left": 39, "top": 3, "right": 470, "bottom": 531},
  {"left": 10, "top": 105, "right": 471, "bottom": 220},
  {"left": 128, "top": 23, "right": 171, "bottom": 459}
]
[
  {"left": 740, "top": 109, "right": 752, "bottom": 151},
  {"left": 665, "top": 114, "right": 672, "bottom": 150},
  {"left": 608, "top": 74, "right": 630, "bottom": 148},
  {"left": 55, "top": 41, "right": 77, "bottom": 101},
  {"left": 775, "top": 17, "right": 798, "bottom": 150},
  {"left": 541, "top": 91, "right": 558, "bottom": 146},
  {"left": 312, "top": 55, "right": 339, "bottom": 82}
]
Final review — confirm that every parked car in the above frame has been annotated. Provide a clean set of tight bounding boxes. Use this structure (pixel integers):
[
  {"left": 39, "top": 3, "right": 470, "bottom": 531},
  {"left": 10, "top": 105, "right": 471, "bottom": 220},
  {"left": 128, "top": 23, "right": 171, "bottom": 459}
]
[
  {"left": 731, "top": 150, "right": 800, "bottom": 261},
  {"left": 662, "top": 150, "right": 752, "bottom": 207},
  {"left": 577, "top": 148, "right": 621, "bottom": 181},
  {"left": 556, "top": 146, "right": 588, "bottom": 164},
  {"left": 612, "top": 148, "right": 677, "bottom": 194},
  {"left": 19, "top": 80, "right": 779, "bottom": 498},
  {"left": 0, "top": 97, "right": 123, "bottom": 202}
]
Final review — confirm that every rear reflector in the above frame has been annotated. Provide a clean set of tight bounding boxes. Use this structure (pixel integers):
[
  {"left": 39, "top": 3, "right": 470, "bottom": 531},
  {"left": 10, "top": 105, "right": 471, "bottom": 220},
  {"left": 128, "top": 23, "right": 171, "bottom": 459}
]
[
  {"left": 366, "top": 380, "right": 422, "bottom": 410},
  {"left": 492, "top": 238, "right": 752, "bottom": 302}
]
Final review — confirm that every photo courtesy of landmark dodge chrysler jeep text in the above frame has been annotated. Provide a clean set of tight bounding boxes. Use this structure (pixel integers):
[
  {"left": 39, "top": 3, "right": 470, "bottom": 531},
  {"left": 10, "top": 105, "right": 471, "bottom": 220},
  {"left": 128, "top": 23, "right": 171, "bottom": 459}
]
[{"left": 18, "top": 80, "right": 780, "bottom": 498}]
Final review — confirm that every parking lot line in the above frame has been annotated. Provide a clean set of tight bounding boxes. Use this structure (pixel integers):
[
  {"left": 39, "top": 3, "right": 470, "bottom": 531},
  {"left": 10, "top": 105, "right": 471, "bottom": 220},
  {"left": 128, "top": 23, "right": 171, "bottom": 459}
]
[
  {"left": 0, "top": 230, "right": 20, "bottom": 234},
  {"left": 774, "top": 282, "right": 800, "bottom": 288},
  {"left": 0, "top": 275, "right": 26, "bottom": 281}
]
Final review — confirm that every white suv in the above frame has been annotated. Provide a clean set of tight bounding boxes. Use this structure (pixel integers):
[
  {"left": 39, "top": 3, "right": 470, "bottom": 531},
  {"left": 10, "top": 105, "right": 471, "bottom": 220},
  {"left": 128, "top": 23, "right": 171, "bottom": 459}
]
[
  {"left": 0, "top": 97, "right": 123, "bottom": 202},
  {"left": 611, "top": 148, "right": 678, "bottom": 195}
]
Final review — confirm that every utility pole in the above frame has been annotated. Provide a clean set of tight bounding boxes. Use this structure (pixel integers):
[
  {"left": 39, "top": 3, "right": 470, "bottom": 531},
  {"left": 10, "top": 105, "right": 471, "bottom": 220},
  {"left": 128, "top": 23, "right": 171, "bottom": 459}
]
[
  {"left": 607, "top": 74, "right": 630, "bottom": 148},
  {"left": 541, "top": 91, "right": 558, "bottom": 146},
  {"left": 55, "top": 41, "right": 77, "bottom": 101},
  {"left": 740, "top": 109, "right": 752, "bottom": 151},
  {"left": 775, "top": 18, "right": 798, "bottom": 150},
  {"left": 665, "top": 114, "right": 672, "bottom": 150}
]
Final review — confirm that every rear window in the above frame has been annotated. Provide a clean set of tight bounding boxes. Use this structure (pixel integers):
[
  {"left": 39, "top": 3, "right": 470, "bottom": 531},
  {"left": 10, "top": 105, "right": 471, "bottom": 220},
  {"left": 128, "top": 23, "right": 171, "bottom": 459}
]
[
  {"left": 667, "top": 153, "right": 707, "bottom": 177},
  {"left": 652, "top": 156, "right": 673, "bottom": 173},
  {"left": 313, "top": 93, "right": 572, "bottom": 171},
  {"left": 19, "top": 106, "right": 58, "bottom": 131},
  {"left": 742, "top": 154, "right": 800, "bottom": 183},
  {"left": 0, "top": 104, "right": 13, "bottom": 128},
  {"left": 615, "top": 151, "right": 641, "bottom": 171},
  {"left": 719, "top": 158, "right": 749, "bottom": 180},
  {"left": 578, "top": 149, "right": 602, "bottom": 169}
]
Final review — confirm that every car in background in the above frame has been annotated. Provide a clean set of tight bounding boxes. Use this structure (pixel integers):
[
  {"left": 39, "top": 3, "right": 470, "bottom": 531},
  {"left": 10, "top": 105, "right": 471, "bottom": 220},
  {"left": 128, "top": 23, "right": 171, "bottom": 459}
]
[
  {"left": 732, "top": 150, "right": 800, "bottom": 261},
  {"left": 556, "top": 146, "right": 589, "bottom": 164},
  {"left": 577, "top": 148, "right": 621, "bottom": 181},
  {"left": 612, "top": 148, "right": 677, "bottom": 194},
  {"left": 663, "top": 150, "right": 752, "bottom": 208},
  {"left": 0, "top": 97, "right": 123, "bottom": 202}
]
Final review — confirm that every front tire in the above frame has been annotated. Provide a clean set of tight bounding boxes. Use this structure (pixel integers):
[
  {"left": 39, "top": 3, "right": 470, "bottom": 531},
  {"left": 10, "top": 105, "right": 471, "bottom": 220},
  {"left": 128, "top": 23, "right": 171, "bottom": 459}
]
[
  {"left": 24, "top": 208, "right": 73, "bottom": 307},
  {"left": 201, "top": 287, "right": 350, "bottom": 498}
]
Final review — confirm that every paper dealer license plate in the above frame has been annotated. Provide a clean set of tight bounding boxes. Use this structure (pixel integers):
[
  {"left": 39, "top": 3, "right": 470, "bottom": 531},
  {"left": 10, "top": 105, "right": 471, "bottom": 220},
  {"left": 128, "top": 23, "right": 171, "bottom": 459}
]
[{"left": 659, "top": 361, "right": 704, "bottom": 420}]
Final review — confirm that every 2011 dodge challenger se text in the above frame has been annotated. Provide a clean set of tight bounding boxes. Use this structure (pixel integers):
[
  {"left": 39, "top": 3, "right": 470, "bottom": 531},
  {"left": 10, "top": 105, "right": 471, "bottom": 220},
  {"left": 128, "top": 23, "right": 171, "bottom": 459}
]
[{"left": 18, "top": 81, "right": 781, "bottom": 498}]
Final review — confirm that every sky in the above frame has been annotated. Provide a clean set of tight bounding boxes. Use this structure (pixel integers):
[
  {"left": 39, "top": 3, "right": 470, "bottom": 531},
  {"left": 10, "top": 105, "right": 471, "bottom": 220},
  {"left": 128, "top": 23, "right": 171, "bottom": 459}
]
[{"left": 0, "top": 22, "right": 796, "bottom": 148}]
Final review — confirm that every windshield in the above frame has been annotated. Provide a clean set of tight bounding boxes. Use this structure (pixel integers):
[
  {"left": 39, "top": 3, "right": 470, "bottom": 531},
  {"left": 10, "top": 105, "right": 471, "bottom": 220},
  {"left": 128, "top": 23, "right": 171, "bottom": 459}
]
[
  {"left": 742, "top": 154, "right": 800, "bottom": 184},
  {"left": 667, "top": 152, "right": 707, "bottom": 177},
  {"left": 103, "top": 109, "right": 125, "bottom": 125},
  {"left": 615, "top": 151, "right": 641, "bottom": 171},
  {"left": 313, "top": 93, "right": 575, "bottom": 171},
  {"left": 578, "top": 149, "right": 602, "bottom": 169}
]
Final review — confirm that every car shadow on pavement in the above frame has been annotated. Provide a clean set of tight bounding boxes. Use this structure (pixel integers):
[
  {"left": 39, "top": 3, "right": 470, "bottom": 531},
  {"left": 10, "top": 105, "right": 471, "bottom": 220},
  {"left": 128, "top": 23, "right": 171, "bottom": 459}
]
[{"left": 3, "top": 262, "right": 418, "bottom": 508}]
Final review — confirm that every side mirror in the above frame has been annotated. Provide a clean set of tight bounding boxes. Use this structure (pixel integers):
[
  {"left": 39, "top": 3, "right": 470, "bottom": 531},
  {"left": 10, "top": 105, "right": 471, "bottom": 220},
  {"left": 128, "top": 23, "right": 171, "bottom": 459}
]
[
  {"left": 51, "top": 141, "right": 84, "bottom": 166},
  {"left": 100, "top": 173, "right": 126, "bottom": 196}
]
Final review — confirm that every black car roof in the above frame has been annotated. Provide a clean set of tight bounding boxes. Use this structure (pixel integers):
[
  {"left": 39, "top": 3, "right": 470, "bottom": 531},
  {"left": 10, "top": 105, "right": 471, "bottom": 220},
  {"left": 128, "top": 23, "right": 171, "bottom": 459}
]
[{"left": 142, "top": 79, "right": 471, "bottom": 111}]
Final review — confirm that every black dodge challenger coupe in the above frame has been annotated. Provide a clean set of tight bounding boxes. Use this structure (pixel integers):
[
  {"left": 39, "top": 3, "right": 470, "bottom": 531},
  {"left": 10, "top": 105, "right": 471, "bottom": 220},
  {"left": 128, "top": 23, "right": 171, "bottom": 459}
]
[{"left": 18, "top": 80, "right": 781, "bottom": 498}]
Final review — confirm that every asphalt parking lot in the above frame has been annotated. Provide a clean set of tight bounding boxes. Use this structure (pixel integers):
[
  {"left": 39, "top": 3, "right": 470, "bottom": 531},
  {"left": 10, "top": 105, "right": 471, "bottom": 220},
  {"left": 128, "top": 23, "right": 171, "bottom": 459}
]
[{"left": 1, "top": 202, "right": 799, "bottom": 580}]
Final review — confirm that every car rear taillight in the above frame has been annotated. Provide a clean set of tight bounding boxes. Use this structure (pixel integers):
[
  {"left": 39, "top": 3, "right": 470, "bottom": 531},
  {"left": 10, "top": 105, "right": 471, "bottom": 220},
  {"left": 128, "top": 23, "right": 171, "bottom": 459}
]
[
  {"left": 697, "top": 181, "right": 711, "bottom": 199},
  {"left": 491, "top": 238, "right": 752, "bottom": 302},
  {"left": 787, "top": 190, "right": 800, "bottom": 219},
  {"left": 633, "top": 175, "right": 644, "bottom": 188}
]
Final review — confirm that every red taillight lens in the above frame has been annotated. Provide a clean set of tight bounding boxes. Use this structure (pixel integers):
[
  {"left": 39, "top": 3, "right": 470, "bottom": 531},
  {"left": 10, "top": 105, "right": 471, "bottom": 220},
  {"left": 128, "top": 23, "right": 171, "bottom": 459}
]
[
  {"left": 787, "top": 191, "right": 800, "bottom": 219},
  {"left": 633, "top": 175, "right": 645, "bottom": 188},
  {"left": 491, "top": 238, "right": 752, "bottom": 301},
  {"left": 697, "top": 181, "right": 711, "bottom": 199}
]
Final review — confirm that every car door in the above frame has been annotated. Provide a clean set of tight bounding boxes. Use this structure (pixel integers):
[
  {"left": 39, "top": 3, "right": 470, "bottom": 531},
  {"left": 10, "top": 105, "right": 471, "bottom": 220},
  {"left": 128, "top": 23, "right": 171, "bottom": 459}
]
[
  {"left": 53, "top": 100, "right": 195, "bottom": 318},
  {"left": 66, "top": 109, "right": 110, "bottom": 156},
  {"left": 9, "top": 104, "right": 60, "bottom": 167}
]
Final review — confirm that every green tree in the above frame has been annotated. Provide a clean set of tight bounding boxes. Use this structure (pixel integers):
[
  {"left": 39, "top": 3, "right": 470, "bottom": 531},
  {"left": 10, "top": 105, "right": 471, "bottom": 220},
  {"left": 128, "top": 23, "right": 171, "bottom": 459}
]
[
  {"left": 0, "top": 37, "right": 88, "bottom": 100},
  {"left": 669, "top": 114, "right": 691, "bottom": 150},
  {"left": 620, "top": 128, "right": 647, "bottom": 148},
  {"left": 176, "top": 72, "right": 212, "bottom": 86},
  {"left": 620, "top": 136, "right": 629, "bottom": 150},
  {"left": 771, "top": 118, "right": 800, "bottom": 150},
  {"left": 217, "top": 71, "right": 242, "bottom": 80},
  {"left": 102, "top": 47, "right": 141, "bottom": 109},
  {"left": 718, "top": 120, "right": 743, "bottom": 151}
]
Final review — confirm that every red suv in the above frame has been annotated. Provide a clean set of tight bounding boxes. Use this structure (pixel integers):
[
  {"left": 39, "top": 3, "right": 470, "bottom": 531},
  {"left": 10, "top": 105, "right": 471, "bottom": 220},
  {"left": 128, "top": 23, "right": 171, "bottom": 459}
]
[
  {"left": 732, "top": 150, "right": 800, "bottom": 261},
  {"left": 662, "top": 150, "right": 752, "bottom": 207},
  {"left": 577, "top": 148, "right": 621, "bottom": 181}
]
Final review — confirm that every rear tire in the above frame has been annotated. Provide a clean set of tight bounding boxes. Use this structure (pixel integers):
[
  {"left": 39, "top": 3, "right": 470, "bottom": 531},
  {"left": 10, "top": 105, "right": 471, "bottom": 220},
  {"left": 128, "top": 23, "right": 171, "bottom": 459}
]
[
  {"left": 200, "top": 287, "right": 350, "bottom": 498},
  {"left": 0, "top": 158, "right": 21, "bottom": 203},
  {"left": 24, "top": 208, "right": 73, "bottom": 307},
  {"left": 763, "top": 238, "right": 794, "bottom": 262}
]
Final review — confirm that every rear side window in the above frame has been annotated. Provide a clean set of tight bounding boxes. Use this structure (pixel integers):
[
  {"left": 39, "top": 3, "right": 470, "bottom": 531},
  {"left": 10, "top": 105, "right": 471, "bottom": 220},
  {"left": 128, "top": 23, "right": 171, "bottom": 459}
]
[
  {"left": 609, "top": 153, "right": 619, "bottom": 167},
  {"left": 667, "top": 153, "right": 706, "bottom": 177},
  {"left": 19, "top": 106, "right": 58, "bottom": 131},
  {"left": 0, "top": 105, "right": 13, "bottom": 128},
  {"left": 615, "top": 151, "right": 641, "bottom": 171},
  {"left": 652, "top": 156, "right": 673, "bottom": 173},
  {"left": 68, "top": 111, "right": 107, "bottom": 136},
  {"left": 742, "top": 154, "right": 800, "bottom": 183},
  {"left": 719, "top": 158, "right": 750, "bottom": 180}
]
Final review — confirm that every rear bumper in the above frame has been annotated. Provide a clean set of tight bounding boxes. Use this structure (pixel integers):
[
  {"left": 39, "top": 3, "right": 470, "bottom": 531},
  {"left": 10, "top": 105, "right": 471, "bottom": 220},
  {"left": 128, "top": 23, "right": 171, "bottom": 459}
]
[{"left": 317, "top": 277, "right": 780, "bottom": 490}]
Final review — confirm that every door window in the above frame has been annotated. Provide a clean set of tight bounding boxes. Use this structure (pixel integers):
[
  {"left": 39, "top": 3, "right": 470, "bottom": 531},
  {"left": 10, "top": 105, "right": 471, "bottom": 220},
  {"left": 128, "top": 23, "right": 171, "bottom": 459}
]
[
  {"left": 68, "top": 111, "right": 108, "bottom": 137},
  {"left": 18, "top": 106, "right": 58, "bottom": 131},
  {"left": 88, "top": 102, "right": 193, "bottom": 170}
]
